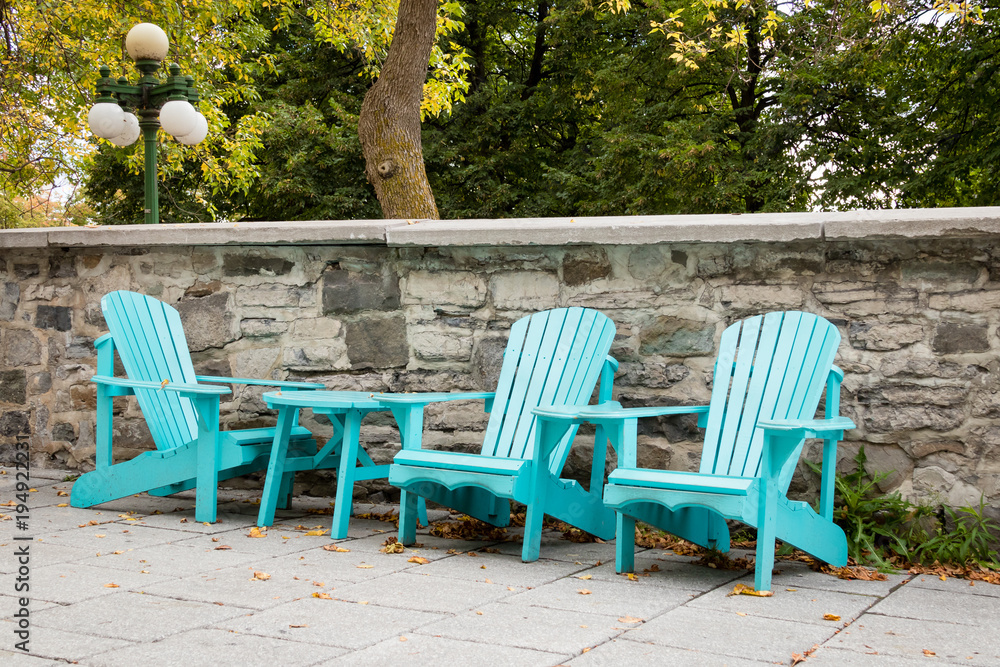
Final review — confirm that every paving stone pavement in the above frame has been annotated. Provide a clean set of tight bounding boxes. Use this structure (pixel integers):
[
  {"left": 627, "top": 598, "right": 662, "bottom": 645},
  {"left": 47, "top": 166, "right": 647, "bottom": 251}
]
[{"left": 2, "top": 470, "right": 998, "bottom": 666}]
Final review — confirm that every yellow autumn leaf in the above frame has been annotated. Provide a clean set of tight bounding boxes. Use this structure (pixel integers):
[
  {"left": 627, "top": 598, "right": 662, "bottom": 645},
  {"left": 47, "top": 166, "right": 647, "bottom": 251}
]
[
  {"left": 248, "top": 527, "right": 266, "bottom": 538},
  {"left": 252, "top": 571, "right": 271, "bottom": 581},
  {"left": 408, "top": 556, "right": 430, "bottom": 565},
  {"left": 729, "top": 583, "right": 774, "bottom": 597},
  {"left": 57, "top": 491, "right": 68, "bottom": 497},
  {"left": 578, "top": 589, "right": 592, "bottom": 595},
  {"left": 322, "top": 545, "right": 350, "bottom": 552},
  {"left": 57, "top": 503, "right": 69, "bottom": 507},
  {"left": 357, "top": 564, "right": 374, "bottom": 569},
  {"left": 305, "top": 529, "right": 328, "bottom": 536},
  {"left": 823, "top": 613, "right": 841, "bottom": 621},
  {"left": 104, "top": 583, "right": 119, "bottom": 588},
  {"left": 578, "top": 574, "right": 593, "bottom": 580},
  {"left": 95, "top": 534, "right": 106, "bottom": 538},
  {"left": 312, "top": 592, "right": 332, "bottom": 599},
  {"left": 625, "top": 573, "right": 638, "bottom": 581}
]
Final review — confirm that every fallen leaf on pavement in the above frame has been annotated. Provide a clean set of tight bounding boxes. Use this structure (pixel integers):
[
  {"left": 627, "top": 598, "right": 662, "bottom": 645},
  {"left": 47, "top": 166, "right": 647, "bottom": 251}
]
[
  {"left": 729, "top": 583, "right": 774, "bottom": 597},
  {"left": 823, "top": 614, "right": 841, "bottom": 621},
  {"left": 248, "top": 527, "right": 266, "bottom": 538},
  {"left": 578, "top": 589, "right": 592, "bottom": 595},
  {"left": 312, "top": 592, "right": 332, "bottom": 600},
  {"left": 214, "top": 545, "right": 231, "bottom": 550},
  {"left": 289, "top": 624, "right": 308, "bottom": 628},
  {"left": 305, "top": 529, "right": 328, "bottom": 536},
  {"left": 408, "top": 556, "right": 430, "bottom": 565},
  {"left": 57, "top": 503, "right": 68, "bottom": 507},
  {"left": 322, "top": 545, "right": 350, "bottom": 553},
  {"left": 357, "top": 564, "right": 374, "bottom": 569},
  {"left": 252, "top": 571, "right": 271, "bottom": 581},
  {"left": 578, "top": 574, "right": 593, "bottom": 580},
  {"left": 104, "top": 583, "right": 119, "bottom": 588},
  {"left": 923, "top": 649, "right": 936, "bottom": 656},
  {"left": 617, "top": 616, "right": 643, "bottom": 624}
]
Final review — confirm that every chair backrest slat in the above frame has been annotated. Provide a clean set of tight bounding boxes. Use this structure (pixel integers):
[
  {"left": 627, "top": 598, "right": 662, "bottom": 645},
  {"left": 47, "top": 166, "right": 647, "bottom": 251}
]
[
  {"left": 481, "top": 308, "right": 616, "bottom": 464},
  {"left": 101, "top": 291, "right": 200, "bottom": 450},
  {"left": 701, "top": 311, "right": 840, "bottom": 492}
]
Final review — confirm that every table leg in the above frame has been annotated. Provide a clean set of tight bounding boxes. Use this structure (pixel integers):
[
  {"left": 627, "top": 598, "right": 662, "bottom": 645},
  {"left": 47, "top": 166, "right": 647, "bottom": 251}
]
[
  {"left": 258, "top": 406, "right": 297, "bottom": 527},
  {"left": 331, "top": 408, "right": 362, "bottom": 539}
]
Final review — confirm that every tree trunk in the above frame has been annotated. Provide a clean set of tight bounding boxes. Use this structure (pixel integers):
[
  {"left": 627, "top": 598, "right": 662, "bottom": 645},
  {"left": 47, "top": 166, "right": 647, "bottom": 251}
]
[{"left": 358, "top": 0, "right": 440, "bottom": 219}]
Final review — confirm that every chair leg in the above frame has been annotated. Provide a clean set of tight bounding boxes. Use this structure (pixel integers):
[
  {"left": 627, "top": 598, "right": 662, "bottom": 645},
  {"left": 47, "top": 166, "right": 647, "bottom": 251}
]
[
  {"left": 276, "top": 472, "right": 295, "bottom": 511},
  {"left": 331, "top": 409, "right": 362, "bottom": 539},
  {"left": 416, "top": 496, "right": 428, "bottom": 528},
  {"left": 194, "top": 397, "right": 221, "bottom": 524},
  {"left": 521, "top": 500, "right": 545, "bottom": 562},
  {"left": 615, "top": 513, "right": 636, "bottom": 574},
  {"left": 399, "top": 489, "right": 419, "bottom": 545},
  {"left": 755, "top": 478, "right": 779, "bottom": 592}
]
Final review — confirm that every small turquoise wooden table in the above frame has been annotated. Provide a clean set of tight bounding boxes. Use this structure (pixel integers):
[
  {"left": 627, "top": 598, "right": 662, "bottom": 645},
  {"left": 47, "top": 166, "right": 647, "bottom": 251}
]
[{"left": 258, "top": 390, "right": 426, "bottom": 538}]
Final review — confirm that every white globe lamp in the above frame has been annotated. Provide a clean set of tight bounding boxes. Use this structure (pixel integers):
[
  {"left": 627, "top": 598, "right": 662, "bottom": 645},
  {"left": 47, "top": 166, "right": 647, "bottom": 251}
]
[
  {"left": 87, "top": 102, "right": 125, "bottom": 139},
  {"left": 158, "top": 99, "right": 197, "bottom": 137},
  {"left": 125, "top": 23, "right": 169, "bottom": 61},
  {"left": 176, "top": 112, "right": 208, "bottom": 145},
  {"left": 109, "top": 112, "right": 141, "bottom": 147}
]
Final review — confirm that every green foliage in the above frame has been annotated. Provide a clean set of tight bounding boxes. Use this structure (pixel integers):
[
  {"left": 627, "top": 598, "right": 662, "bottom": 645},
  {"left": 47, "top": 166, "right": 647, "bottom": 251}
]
[{"left": 819, "top": 446, "right": 999, "bottom": 571}]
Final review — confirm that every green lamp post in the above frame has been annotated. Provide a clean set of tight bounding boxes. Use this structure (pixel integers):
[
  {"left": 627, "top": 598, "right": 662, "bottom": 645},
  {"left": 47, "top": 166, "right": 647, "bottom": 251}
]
[{"left": 87, "top": 23, "right": 208, "bottom": 225}]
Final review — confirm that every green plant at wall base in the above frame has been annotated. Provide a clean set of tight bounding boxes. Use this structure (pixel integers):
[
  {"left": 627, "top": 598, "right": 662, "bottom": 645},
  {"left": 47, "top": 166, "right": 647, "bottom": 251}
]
[
  {"left": 914, "top": 499, "right": 1000, "bottom": 570},
  {"left": 812, "top": 447, "right": 999, "bottom": 571}
]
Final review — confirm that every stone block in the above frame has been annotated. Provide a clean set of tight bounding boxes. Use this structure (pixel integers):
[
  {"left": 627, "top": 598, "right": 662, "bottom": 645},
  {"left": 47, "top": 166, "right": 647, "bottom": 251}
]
[
  {"left": 1, "top": 282, "right": 20, "bottom": 320},
  {"left": 66, "top": 336, "right": 96, "bottom": 359},
  {"left": 231, "top": 347, "right": 280, "bottom": 380},
  {"left": 471, "top": 336, "right": 508, "bottom": 390},
  {"left": 627, "top": 245, "right": 686, "bottom": 283},
  {"left": 718, "top": 284, "right": 804, "bottom": 311},
  {"left": 29, "top": 371, "right": 51, "bottom": 394},
  {"left": 857, "top": 384, "right": 966, "bottom": 407},
  {"left": 563, "top": 248, "right": 613, "bottom": 286},
  {"left": 490, "top": 272, "right": 559, "bottom": 310},
  {"left": 928, "top": 289, "right": 1000, "bottom": 312},
  {"left": 235, "top": 284, "right": 305, "bottom": 308},
  {"left": 901, "top": 259, "right": 981, "bottom": 284},
  {"left": 184, "top": 279, "right": 221, "bottom": 297},
  {"left": 879, "top": 355, "right": 967, "bottom": 379},
  {"left": 282, "top": 343, "right": 350, "bottom": 372},
  {"left": 639, "top": 317, "right": 715, "bottom": 357},
  {"left": 411, "top": 327, "right": 474, "bottom": 362},
  {"left": 848, "top": 323, "right": 924, "bottom": 351},
  {"left": 909, "top": 466, "right": 986, "bottom": 507},
  {"left": 2, "top": 328, "right": 41, "bottom": 366},
  {"left": 291, "top": 317, "right": 342, "bottom": 339},
  {"left": 616, "top": 362, "right": 690, "bottom": 389},
  {"left": 932, "top": 322, "right": 990, "bottom": 354},
  {"left": 51, "top": 422, "right": 76, "bottom": 442},
  {"left": 175, "top": 292, "right": 236, "bottom": 352},
  {"left": 0, "top": 409, "right": 29, "bottom": 436},
  {"left": 861, "top": 443, "right": 914, "bottom": 492},
  {"left": 239, "top": 318, "right": 289, "bottom": 338},
  {"left": 863, "top": 405, "right": 964, "bottom": 433},
  {"left": 222, "top": 254, "right": 294, "bottom": 277},
  {"left": 322, "top": 268, "right": 400, "bottom": 313},
  {"left": 36, "top": 304, "right": 71, "bottom": 331},
  {"left": 13, "top": 262, "right": 40, "bottom": 279},
  {"left": 0, "top": 369, "right": 26, "bottom": 404},
  {"left": 403, "top": 270, "right": 487, "bottom": 307},
  {"left": 345, "top": 314, "right": 408, "bottom": 369},
  {"left": 70, "top": 384, "right": 97, "bottom": 411},
  {"left": 50, "top": 252, "right": 77, "bottom": 278}
]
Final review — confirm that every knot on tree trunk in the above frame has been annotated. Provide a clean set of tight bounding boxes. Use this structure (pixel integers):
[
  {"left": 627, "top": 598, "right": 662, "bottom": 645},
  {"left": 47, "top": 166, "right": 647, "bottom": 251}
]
[{"left": 377, "top": 159, "right": 397, "bottom": 179}]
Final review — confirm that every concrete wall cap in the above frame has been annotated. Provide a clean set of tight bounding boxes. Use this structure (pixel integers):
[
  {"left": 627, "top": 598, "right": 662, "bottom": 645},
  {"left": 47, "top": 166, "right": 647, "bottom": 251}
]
[{"left": 2, "top": 207, "right": 1000, "bottom": 248}]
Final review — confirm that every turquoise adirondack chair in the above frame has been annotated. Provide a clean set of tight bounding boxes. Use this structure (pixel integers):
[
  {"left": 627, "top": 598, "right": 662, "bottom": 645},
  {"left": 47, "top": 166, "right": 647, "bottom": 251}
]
[
  {"left": 70, "top": 290, "right": 324, "bottom": 523},
  {"left": 534, "top": 311, "right": 854, "bottom": 591},
  {"left": 381, "top": 307, "right": 620, "bottom": 561}
]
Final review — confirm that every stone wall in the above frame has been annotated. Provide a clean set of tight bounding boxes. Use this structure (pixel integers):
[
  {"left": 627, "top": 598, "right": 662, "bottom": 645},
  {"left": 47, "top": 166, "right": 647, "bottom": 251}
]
[{"left": 1, "top": 210, "right": 998, "bottom": 521}]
